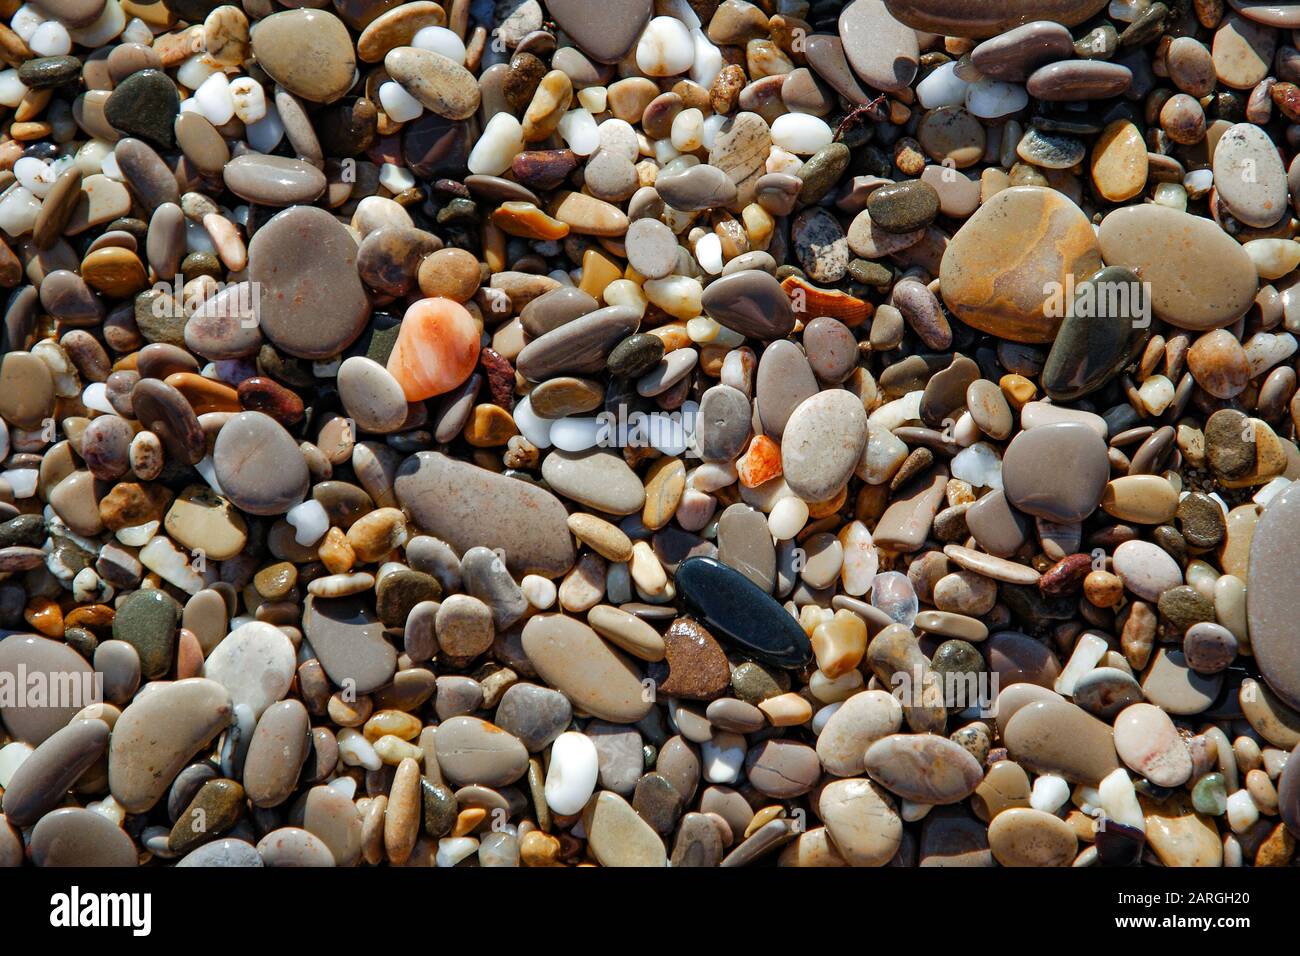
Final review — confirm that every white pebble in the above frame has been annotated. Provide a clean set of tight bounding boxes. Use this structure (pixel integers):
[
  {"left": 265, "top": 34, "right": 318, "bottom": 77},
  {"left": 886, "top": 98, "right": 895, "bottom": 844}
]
[
  {"left": 100, "top": 151, "right": 124, "bottom": 181},
  {"left": 1138, "top": 374, "right": 1175, "bottom": 415},
  {"left": 0, "top": 741, "right": 33, "bottom": 788},
  {"left": 1226, "top": 789, "right": 1259, "bottom": 833},
  {"left": 379, "top": 162, "right": 416, "bottom": 193},
  {"left": 0, "top": 69, "right": 28, "bottom": 108},
  {"left": 965, "top": 79, "right": 1027, "bottom": 119},
  {"left": 768, "top": 495, "right": 808, "bottom": 540},
  {"left": 13, "top": 156, "right": 55, "bottom": 198},
  {"left": 694, "top": 232, "right": 724, "bottom": 274},
  {"left": 0, "top": 186, "right": 41, "bottom": 236},
  {"left": 3, "top": 469, "right": 37, "bottom": 499},
  {"left": 670, "top": 107, "right": 704, "bottom": 152},
  {"left": 543, "top": 731, "right": 600, "bottom": 815},
  {"left": 337, "top": 727, "right": 382, "bottom": 771},
  {"left": 550, "top": 417, "right": 605, "bottom": 452},
  {"left": 82, "top": 381, "right": 115, "bottom": 413},
  {"left": 229, "top": 77, "right": 267, "bottom": 124},
  {"left": 287, "top": 498, "right": 329, "bottom": 547},
  {"left": 1055, "top": 631, "right": 1108, "bottom": 696},
  {"left": 467, "top": 111, "right": 524, "bottom": 175},
  {"left": 436, "top": 837, "right": 479, "bottom": 867},
  {"left": 1184, "top": 167, "right": 1213, "bottom": 198},
  {"left": 690, "top": 28, "right": 723, "bottom": 87},
  {"left": 68, "top": 0, "right": 125, "bottom": 46},
  {"left": 916, "top": 61, "right": 968, "bottom": 109},
  {"left": 950, "top": 441, "right": 1003, "bottom": 489},
  {"left": 511, "top": 395, "right": 553, "bottom": 449},
  {"left": 121, "top": 15, "right": 152, "bottom": 45},
  {"left": 245, "top": 101, "right": 285, "bottom": 152},
  {"left": 700, "top": 731, "right": 746, "bottom": 783},
  {"left": 770, "top": 113, "right": 832, "bottom": 154},
  {"left": 521, "top": 574, "right": 557, "bottom": 609},
  {"left": 139, "top": 535, "right": 207, "bottom": 594},
  {"left": 176, "top": 51, "right": 218, "bottom": 91},
  {"left": 1097, "top": 767, "right": 1145, "bottom": 831},
  {"left": 412, "top": 25, "right": 466, "bottom": 64},
  {"left": 556, "top": 108, "right": 600, "bottom": 156},
  {"left": 701, "top": 112, "right": 727, "bottom": 150},
  {"left": 29, "top": 20, "right": 71, "bottom": 56},
  {"left": 576, "top": 86, "right": 606, "bottom": 113},
  {"left": 636, "top": 16, "right": 695, "bottom": 76},
  {"left": 116, "top": 521, "right": 159, "bottom": 547},
  {"left": 1030, "top": 774, "right": 1071, "bottom": 813},
  {"left": 379, "top": 80, "right": 424, "bottom": 123},
  {"left": 195, "top": 71, "right": 235, "bottom": 126}
]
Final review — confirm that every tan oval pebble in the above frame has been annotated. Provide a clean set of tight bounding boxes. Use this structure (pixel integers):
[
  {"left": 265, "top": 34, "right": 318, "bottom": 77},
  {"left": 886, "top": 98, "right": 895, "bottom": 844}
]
[
  {"left": 587, "top": 604, "right": 667, "bottom": 661},
  {"left": 818, "top": 777, "right": 902, "bottom": 866},
  {"left": 988, "top": 807, "right": 1077, "bottom": 866},
  {"left": 1113, "top": 702, "right": 1193, "bottom": 787},
  {"left": 520, "top": 614, "right": 652, "bottom": 723},
  {"left": 1090, "top": 119, "right": 1147, "bottom": 203},
  {"left": 864, "top": 732, "right": 983, "bottom": 804},
  {"left": 1100, "top": 475, "right": 1179, "bottom": 524},
  {"left": 816, "top": 689, "right": 903, "bottom": 777}
]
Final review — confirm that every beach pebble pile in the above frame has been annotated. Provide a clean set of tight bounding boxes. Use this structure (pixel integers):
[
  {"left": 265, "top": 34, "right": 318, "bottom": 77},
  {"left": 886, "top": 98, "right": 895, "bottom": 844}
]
[{"left": 0, "top": 0, "right": 1299, "bottom": 868}]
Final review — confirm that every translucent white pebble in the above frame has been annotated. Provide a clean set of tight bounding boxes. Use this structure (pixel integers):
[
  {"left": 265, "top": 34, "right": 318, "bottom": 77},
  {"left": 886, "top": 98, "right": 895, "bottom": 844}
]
[
  {"left": 550, "top": 416, "right": 605, "bottom": 452},
  {"left": 870, "top": 570, "right": 918, "bottom": 625},
  {"left": 636, "top": 16, "right": 695, "bottom": 76},
  {"left": 195, "top": 71, "right": 235, "bottom": 126},
  {"left": 379, "top": 162, "right": 416, "bottom": 193},
  {"left": 13, "top": 156, "right": 55, "bottom": 198},
  {"left": 810, "top": 668, "right": 863, "bottom": 704},
  {"left": 139, "top": 535, "right": 207, "bottom": 594},
  {"left": 521, "top": 574, "right": 557, "bottom": 609},
  {"left": 82, "top": 381, "right": 115, "bottom": 413},
  {"left": 86, "top": 795, "right": 126, "bottom": 824},
  {"left": 1243, "top": 331, "right": 1297, "bottom": 377},
  {"left": 1226, "top": 789, "right": 1259, "bottom": 833},
  {"left": 1055, "top": 631, "right": 1108, "bottom": 696},
  {"left": 768, "top": 495, "right": 809, "bottom": 540},
  {"left": 179, "top": 96, "right": 199, "bottom": 114},
  {"left": 690, "top": 28, "right": 723, "bottom": 87},
  {"left": 701, "top": 112, "right": 727, "bottom": 150},
  {"left": 12, "top": 6, "right": 45, "bottom": 42},
  {"left": 1138, "top": 374, "right": 1174, "bottom": 415},
  {"left": 652, "top": 400, "right": 697, "bottom": 457},
  {"left": 177, "top": 51, "right": 218, "bottom": 91},
  {"left": 1030, "top": 774, "right": 1071, "bottom": 814},
  {"left": 557, "top": 108, "right": 600, "bottom": 156},
  {"left": 1, "top": 469, "right": 35, "bottom": 498},
  {"left": 603, "top": 278, "right": 648, "bottom": 315},
  {"left": 869, "top": 389, "right": 922, "bottom": 430},
  {"left": 765, "top": 144, "right": 803, "bottom": 174},
  {"left": 0, "top": 741, "right": 33, "bottom": 788},
  {"left": 327, "top": 776, "right": 357, "bottom": 799},
  {"left": 544, "top": 731, "right": 600, "bottom": 815},
  {"left": 965, "top": 79, "right": 1027, "bottom": 118},
  {"left": 0, "top": 69, "right": 28, "bottom": 108},
  {"left": 116, "top": 520, "right": 159, "bottom": 547},
  {"left": 694, "top": 233, "right": 725, "bottom": 275},
  {"left": 436, "top": 837, "right": 479, "bottom": 867},
  {"left": 1097, "top": 768, "right": 1145, "bottom": 831},
  {"left": 122, "top": 15, "right": 151, "bottom": 44},
  {"left": 100, "top": 151, "right": 125, "bottom": 181},
  {"left": 770, "top": 113, "right": 832, "bottom": 154},
  {"left": 245, "top": 101, "right": 285, "bottom": 152},
  {"left": 916, "top": 61, "right": 968, "bottom": 109},
  {"left": 1183, "top": 167, "right": 1213, "bottom": 198},
  {"left": 671, "top": 107, "right": 704, "bottom": 151},
  {"left": 1254, "top": 476, "right": 1292, "bottom": 506},
  {"left": 0, "top": 186, "right": 41, "bottom": 236},
  {"left": 29, "top": 20, "right": 71, "bottom": 55},
  {"left": 950, "top": 440, "right": 1003, "bottom": 489},
  {"left": 598, "top": 118, "right": 640, "bottom": 161},
  {"left": 229, "top": 77, "right": 267, "bottom": 124},
  {"left": 287, "top": 499, "right": 329, "bottom": 547},
  {"left": 337, "top": 728, "right": 382, "bottom": 771},
  {"left": 69, "top": 0, "right": 126, "bottom": 46},
  {"left": 468, "top": 112, "right": 524, "bottom": 175},
  {"left": 412, "top": 25, "right": 466, "bottom": 64},
  {"left": 700, "top": 732, "right": 746, "bottom": 783},
  {"left": 576, "top": 86, "right": 606, "bottom": 113},
  {"left": 511, "top": 395, "right": 553, "bottom": 449},
  {"left": 1244, "top": 238, "right": 1300, "bottom": 281},
  {"left": 1152, "top": 181, "right": 1187, "bottom": 211}
]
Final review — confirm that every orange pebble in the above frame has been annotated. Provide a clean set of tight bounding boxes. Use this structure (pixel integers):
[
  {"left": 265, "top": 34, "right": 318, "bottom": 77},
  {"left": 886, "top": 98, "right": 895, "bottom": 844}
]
[
  {"left": 24, "top": 597, "right": 64, "bottom": 637},
  {"left": 176, "top": 628, "right": 204, "bottom": 679},
  {"left": 386, "top": 297, "right": 482, "bottom": 401},
  {"left": 737, "top": 434, "right": 782, "bottom": 488}
]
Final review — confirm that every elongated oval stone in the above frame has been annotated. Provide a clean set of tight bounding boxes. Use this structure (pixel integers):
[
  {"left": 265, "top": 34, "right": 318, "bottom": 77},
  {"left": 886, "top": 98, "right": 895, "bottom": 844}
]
[
  {"left": 108, "top": 678, "right": 233, "bottom": 813},
  {"left": 301, "top": 595, "right": 397, "bottom": 694},
  {"left": 701, "top": 269, "right": 795, "bottom": 340},
  {"left": 781, "top": 389, "right": 868, "bottom": 503},
  {"left": 1247, "top": 479, "right": 1300, "bottom": 711},
  {"left": 516, "top": 305, "right": 641, "bottom": 381},
  {"left": 0, "top": 634, "right": 96, "bottom": 745},
  {"left": 30, "top": 808, "right": 139, "bottom": 867},
  {"left": 883, "top": 0, "right": 1108, "bottom": 38},
  {"left": 1040, "top": 266, "right": 1149, "bottom": 400},
  {"left": 864, "top": 733, "right": 984, "bottom": 804},
  {"left": 1003, "top": 697, "right": 1119, "bottom": 785},
  {"left": 940, "top": 186, "right": 1102, "bottom": 343},
  {"left": 520, "top": 614, "right": 653, "bottom": 723},
  {"left": 1097, "top": 204, "right": 1258, "bottom": 330},
  {"left": 395, "top": 451, "right": 576, "bottom": 577},
  {"left": 674, "top": 556, "right": 813, "bottom": 668},
  {"left": 2, "top": 718, "right": 109, "bottom": 826}
]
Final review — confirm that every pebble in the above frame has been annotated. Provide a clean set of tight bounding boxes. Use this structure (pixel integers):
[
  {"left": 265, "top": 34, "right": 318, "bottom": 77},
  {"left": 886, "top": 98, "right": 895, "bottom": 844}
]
[
  {"left": 521, "top": 615, "right": 652, "bottom": 723},
  {"left": 1002, "top": 422, "right": 1109, "bottom": 523},
  {"left": 1113, "top": 703, "right": 1192, "bottom": 787}
]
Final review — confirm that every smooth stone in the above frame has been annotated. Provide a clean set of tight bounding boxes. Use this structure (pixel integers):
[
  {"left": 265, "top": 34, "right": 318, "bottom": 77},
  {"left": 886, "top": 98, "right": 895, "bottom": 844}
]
[
  {"left": 2, "top": 719, "right": 109, "bottom": 826},
  {"left": 1026, "top": 59, "right": 1132, "bottom": 99},
  {"left": 541, "top": 449, "right": 645, "bottom": 516},
  {"left": 1112, "top": 540, "right": 1182, "bottom": 601},
  {"left": 495, "top": 683, "right": 572, "bottom": 752},
  {"left": 697, "top": 385, "right": 752, "bottom": 462},
  {"left": 656, "top": 164, "right": 738, "bottom": 212},
  {"left": 251, "top": 9, "right": 356, "bottom": 103},
  {"left": 707, "top": 111, "right": 772, "bottom": 210},
  {"left": 781, "top": 390, "right": 868, "bottom": 503},
  {"left": 223, "top": 154, "right": 327, "bottom": 206},
  {"left": 547, "top": 0, "right": 651, "bottom": 63},
  {"left": 301, "top": 595, "right": 398, "bottom": 694},
  {"left": 1142, "top": 649, "right": 1222, "bottom": 716},
  {"left": 940, "top": 186, "right": 1102, "bottom": 344},
  {"left": 583, "top": 791, "right": 666, "bottom": 866},
  {"left": 674, "top": 556, "right": 814, "bottom": 668},
  {"left": 864, "top": 733, "right": 983, "bottom": 804},
  {"left": 243, "top": 700, "right": 311, "bottom": 808},
  {"left": 104, "top": 69, "right": 178, "bottom": 149},
  {"left": 1213, "top": 122, "right": 1287, "bottom": 227},
  {"left": 1003, "top": 697, "right": 1119, "bottom": 785},
  {"left": 108, "top": 678, "right": 233, "bottom": 812},
  {"left": 385, "top": 46, "right": 480, "bottom": 120},
  {"left": 839, "top": 0, "right": 918, "bottom": 93},
  {"left": 434, "top": 716, "right": 529, "bottom": 787},
  {"left": 516, "top": 305, "right": 641, "bottom": 381},
  {"left": 301, "top": 785, "right": 361, "bottom": 865},
  {"left": 816, "top": 690, "right": 903, "bottom": 777},
  {"left": 819, "top": 778, "right": 902, "bottom": 866},
  {"left": 1141, "top": 791, "right": 1222, "bottom": 867},
  {"left": 717, "top": 504, "right": 776, "bottom": 593},
  {"left": 1098, "top": 205, "right": 1258, "bottom": 330},
  {"left": 756, "top": 340, "right": 818, "bottom": 440},
  {"left": 1002, "top": 422, "right": 1109, "bottom": 523},
  {"left": 792, "top": 207, "right": 849, "bottom": 283},
  {"left": 249, "top": 206, "right": 370, "bottom": 360},
  {"left": 701, "top": 269, "right": 795, "bottom": 340},
  {"left": 1113, "top": 702, "right": 1192, "bottom": 787},
  {"left": 0, "top": 635, "right": 96, "bottom": 745},
  {"left": 987, "top": 807, "right": 1077, "bottom": 866},
  {"left": 648, "top": 618, "right": 732, "bottom": 700},
  {"left": 1041, "top": 266, "right": 1148, "bottom": 400},
  {"left": 202, "top": 621, "right": 295, "bottom": 720},
  {"left": 1090, "top": 120, "right": 1148, "bottom": 203},
  {"left": 971, "top": 21, "right": 1074, "bottom": 80},
  {"left": 0, "top": 352, "right": 55, "bottom": 429},
  {"left": 873, "top": 466, "right": 950, "bottom": 553},
  {"left": 1247, "top": 480, "right": 1300, "bottom": 710},
  {"left": 213, "top": 411, "right": 310, "bottom": 516},
  {"left": 1072, "top": 667, "right": 1145, "bottom": 720},
  {"left": 520, "top": 615, "right": 652, "bottom": 723},
  {"left": 176, "top": 839, "right": 263, "bottom": 867},
  {"left": 30, "top": 808, "right": 138, "bottom": 867},
  {"left": 112, "top": 587, "right": 179, "bottom": 680},
  {"left": 882, "top": 0, "right": 1107, "bottom": 38},
  {"left": 394, "top": 451, "right": 575, "bottom": 577},
  {"left": 256, "top": 828, "right": 336, "bottom": 867}
]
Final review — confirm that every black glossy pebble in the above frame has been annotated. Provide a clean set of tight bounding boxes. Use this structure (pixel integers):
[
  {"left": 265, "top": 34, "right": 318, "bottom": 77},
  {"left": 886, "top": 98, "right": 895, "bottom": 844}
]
[{"left": 674, "top": 556, "right": 813, "bottom": 668}]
